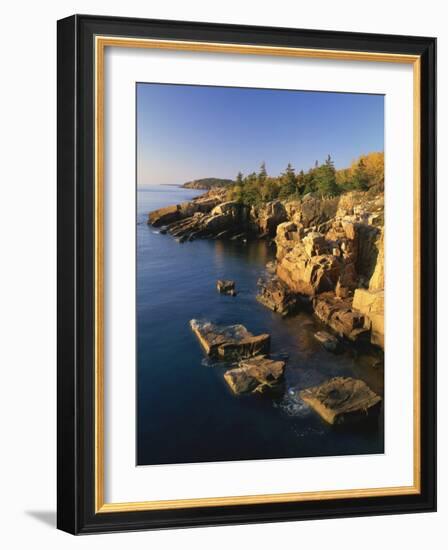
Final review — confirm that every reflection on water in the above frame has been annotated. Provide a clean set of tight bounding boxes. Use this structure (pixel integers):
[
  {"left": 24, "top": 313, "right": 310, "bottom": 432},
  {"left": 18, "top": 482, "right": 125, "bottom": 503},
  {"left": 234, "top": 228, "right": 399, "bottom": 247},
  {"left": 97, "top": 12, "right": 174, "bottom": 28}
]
[{"left": 137, "top": 187, "right": 384, "bottom": 466}]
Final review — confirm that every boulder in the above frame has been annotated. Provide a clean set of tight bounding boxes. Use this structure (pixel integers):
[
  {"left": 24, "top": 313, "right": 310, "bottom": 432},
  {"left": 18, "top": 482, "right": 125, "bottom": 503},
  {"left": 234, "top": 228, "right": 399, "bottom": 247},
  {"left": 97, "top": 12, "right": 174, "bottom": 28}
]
[
  {"left": 300, "top": 377, "right": 382, "bottom": 425},
  {"left": 217, "top": 280, "right": 236, "bottom": 296},
  {"left": 275, "top": 221, "right": 303, "bottom": 261},
  {"left": 277, "top": 250, "right": 341, "bottom": 296},
  {"left": 256, "top": 274, "right": 299, "bottom": 316},
  {"left": 314, "top": 330, "right": 341, "bottom": 353},
  {"left": 224, "top": 356, "right": 285, "bottom": 395},
  {"left": 312, "top": 293, "right": 367, "bottom": 341},
  {"left": 190, "top": 320, "right": 270, "bottom": 360}
]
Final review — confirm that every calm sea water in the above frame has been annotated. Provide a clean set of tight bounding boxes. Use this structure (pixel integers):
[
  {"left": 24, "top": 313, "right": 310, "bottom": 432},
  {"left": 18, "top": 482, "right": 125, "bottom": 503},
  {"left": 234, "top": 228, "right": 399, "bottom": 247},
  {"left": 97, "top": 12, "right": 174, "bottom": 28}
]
[{"left": 137, "top": 186, "right": 384, "bottom": 465}]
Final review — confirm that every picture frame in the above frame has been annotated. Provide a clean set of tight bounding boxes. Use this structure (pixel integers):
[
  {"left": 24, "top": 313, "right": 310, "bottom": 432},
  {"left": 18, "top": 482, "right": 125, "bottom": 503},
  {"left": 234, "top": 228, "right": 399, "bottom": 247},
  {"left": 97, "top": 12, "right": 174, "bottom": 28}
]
[{"left": 57, "top": 14, "right": 436, "bottom": 534}]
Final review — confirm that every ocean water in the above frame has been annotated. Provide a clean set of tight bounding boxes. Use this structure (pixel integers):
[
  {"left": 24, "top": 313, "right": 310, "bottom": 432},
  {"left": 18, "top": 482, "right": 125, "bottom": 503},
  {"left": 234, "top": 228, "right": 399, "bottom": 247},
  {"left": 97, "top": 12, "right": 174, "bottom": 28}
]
[{"left": 137, "top": 186, "right": 384, "bottom": 465}]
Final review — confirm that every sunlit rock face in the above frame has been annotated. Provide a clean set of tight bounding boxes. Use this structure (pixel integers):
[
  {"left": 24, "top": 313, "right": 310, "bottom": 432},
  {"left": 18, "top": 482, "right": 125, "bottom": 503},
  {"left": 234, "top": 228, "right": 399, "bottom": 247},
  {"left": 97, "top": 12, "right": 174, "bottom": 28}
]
[
  {"left": 352, "top": 288, "right": 384, "bottom": 349},
  {"left": 266, "top": 191, "right": 385, "bottom": 348}
]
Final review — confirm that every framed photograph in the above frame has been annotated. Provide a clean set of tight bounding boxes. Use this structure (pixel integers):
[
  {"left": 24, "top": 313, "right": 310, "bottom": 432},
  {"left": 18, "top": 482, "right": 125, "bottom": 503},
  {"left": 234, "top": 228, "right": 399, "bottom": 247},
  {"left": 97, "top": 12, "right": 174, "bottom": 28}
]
[{"left": 57, "top": 15, "right": 436, "bottom": 534}]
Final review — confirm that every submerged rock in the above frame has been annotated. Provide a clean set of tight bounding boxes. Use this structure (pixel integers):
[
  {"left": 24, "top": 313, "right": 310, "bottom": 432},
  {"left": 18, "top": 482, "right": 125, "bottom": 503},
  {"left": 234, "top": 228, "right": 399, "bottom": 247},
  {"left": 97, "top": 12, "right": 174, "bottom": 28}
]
[
  {"left": 224, "top": 356, "right": 286, "bottom": 395},
  {"left": 300, "top": 377, "right": 382, "bottom": 425},
  {"left": 190, "top": 320, "right": 270, "bottom": 360},
  {"left": 217, "top": 280, "right": 236, "bottom": 296},
  {"left": 314, "top": 330, "right": 341, "bottom": 353}
]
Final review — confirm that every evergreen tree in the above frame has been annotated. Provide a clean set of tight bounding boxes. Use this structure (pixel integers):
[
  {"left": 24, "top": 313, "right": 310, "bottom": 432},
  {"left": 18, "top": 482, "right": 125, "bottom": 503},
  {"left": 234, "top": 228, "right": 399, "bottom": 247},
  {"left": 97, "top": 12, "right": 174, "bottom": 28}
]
[
  {"left": 351, "top": 159, "right": 369, "bottom": 191},
  {"left": 314, "top": 155, "right": 339, "bottom": 197},
  {"left": 296, "top": 170, "right": 306, "bottom": 195},
  {"left": 303, "top": 167, "right": 317, "bottom": 195},
  {"left": 228, "top": 171, "right": 245, "bottom": 202},
  {"left": 258, "top": 162, "right": 267, "bottom": 182},
  {"left": 278, "top": 163, "right": 298, "bottom": 198}
]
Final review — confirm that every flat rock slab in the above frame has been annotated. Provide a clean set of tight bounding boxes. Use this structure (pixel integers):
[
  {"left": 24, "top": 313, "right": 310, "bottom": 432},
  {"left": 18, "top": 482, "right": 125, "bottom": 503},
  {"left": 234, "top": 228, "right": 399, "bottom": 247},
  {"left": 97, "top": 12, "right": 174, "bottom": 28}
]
[
  {"left": 300, "top": 377, "right": 382, "bottom": 425},
  {"left": 190, "top": 320, "right": 270, "bottom": 360},
  {"left": 224, "top": 356, "right": 285, "bottom": 395},
  {"left": 217, "top": 280, "right": 236, "bottom": 295}
]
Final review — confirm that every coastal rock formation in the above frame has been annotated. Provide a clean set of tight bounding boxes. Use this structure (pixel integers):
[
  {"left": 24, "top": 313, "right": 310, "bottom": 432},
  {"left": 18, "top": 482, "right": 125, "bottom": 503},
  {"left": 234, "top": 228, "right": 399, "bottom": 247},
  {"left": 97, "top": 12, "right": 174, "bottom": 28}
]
[
  {"left": 148, "top": 190, "right": 223, "bottom": 227},
  {"left": 285, "top": 194, "right": 340, "bottom": 228},
  {"left": 270, "top": 191, "right": 384, "bottom": 346},
  {"left": 153, "top": 200, "right": 248, "bottom": 241},
  {"left": 149, "top": 193, "right": 289, "bottom": 241},
  {"left": 217, "top": 280, "right": 236, "bottom": 296},
  {"left": 275, "top": 221, "right": 303, "bottom": 261},
  {"left": 300, "top": 377, "right": 382, "bottom": 425},
  {"left": 313, "top": 292, "right": 368, "bottom": 342},
  {"left": 314, "top": 330, "right": 341, "bottom": 353},
  {"left": 352, "top": 288, "right": 384, "bottom": 349},
  {"left": 256, "top": 274, "right": 299, "bottom": 316},
  {"left": 277, "top": 247, "right": 342, "bottom": 296},
  {"left": 147, "top": 204, "right": 181, "bottom": 227},
  {"left": 190, "top": 320, "right": 270, "bottom": 360},
  {"left": 224, "top": 356, "right": 285, "bottom": 395},
  {"left": 250, "top": 200, "right": 287, "bottom": 237}
]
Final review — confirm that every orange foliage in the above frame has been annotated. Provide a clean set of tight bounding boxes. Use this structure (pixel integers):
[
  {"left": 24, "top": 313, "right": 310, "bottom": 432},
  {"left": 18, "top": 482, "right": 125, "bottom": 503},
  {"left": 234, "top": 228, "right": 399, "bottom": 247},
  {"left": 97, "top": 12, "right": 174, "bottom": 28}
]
[{"left": 336, "top": 151, "right": 384, "bottom": 191}]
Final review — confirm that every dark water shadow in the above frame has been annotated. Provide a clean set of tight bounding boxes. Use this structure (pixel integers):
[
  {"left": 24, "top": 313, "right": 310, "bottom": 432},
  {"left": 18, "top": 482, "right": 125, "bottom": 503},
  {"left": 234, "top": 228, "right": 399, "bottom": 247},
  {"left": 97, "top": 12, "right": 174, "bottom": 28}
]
[{"left": 25, "top": 510, "right": 56, "bottom": 528}]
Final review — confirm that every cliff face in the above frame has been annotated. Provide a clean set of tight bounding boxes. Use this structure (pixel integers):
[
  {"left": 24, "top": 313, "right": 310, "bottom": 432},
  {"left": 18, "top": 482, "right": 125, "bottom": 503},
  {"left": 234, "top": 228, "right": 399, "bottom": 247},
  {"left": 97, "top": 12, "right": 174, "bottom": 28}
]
[
  {"left": 273, "top": 192, "right": 384, "bottom": 348},
  {"left": 147, "top": 189, "right": 384, "bottom": 349}
]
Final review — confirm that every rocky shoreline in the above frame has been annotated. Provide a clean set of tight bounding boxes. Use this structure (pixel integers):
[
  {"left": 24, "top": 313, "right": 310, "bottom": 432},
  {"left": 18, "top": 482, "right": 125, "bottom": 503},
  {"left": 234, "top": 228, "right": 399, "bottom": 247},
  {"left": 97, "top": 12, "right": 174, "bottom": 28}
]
[
  {"left": 148, "top": 188, "right": 384, "bottom": 349},
  {"left": 147, "top": 187, "right": 384, "bottom": 424}
]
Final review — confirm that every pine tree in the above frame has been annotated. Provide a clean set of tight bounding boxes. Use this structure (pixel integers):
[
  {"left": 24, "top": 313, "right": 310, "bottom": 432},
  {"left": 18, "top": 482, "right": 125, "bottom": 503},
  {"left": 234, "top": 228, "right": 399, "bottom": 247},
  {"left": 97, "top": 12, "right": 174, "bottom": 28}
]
[
  {"left": 351, "top": 159, "right": 369, "bottom": 191},
  {"left": 258, "top": 162, "right": 267, "bottom": 182},
  {"left": 314, "top": 155, "right": 339, "bottom": 197},
  {"left": 278, "top": 163, "right": 297, "bottom": 199},
  {"left": 297, "top": 170, "right": 305, "bottom": 195},
  {"left": 235, "top": 171, "right": 244, "bottom": 186}
]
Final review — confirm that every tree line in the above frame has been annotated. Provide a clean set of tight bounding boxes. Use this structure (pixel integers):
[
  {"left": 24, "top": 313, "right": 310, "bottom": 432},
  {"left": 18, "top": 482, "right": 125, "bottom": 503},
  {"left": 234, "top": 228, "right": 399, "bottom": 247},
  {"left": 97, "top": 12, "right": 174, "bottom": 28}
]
[{"left": 227, "top": 151, "right": 384, "bottom": 206}]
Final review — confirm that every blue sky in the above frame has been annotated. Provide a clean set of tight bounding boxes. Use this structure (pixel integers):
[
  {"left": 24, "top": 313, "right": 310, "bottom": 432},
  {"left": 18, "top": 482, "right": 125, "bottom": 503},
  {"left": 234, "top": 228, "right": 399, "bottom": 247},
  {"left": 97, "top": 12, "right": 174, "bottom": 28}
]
[{"left": 137, "top": 83, "right": 384, "bottom": 186}]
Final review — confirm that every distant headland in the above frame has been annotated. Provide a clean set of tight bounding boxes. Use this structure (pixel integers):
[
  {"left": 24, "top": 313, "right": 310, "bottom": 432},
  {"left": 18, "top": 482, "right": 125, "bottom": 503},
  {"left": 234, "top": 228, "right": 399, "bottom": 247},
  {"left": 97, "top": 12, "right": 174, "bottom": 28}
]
[{"left": 182, "top": 177, "right": 235, "bottom": 189}]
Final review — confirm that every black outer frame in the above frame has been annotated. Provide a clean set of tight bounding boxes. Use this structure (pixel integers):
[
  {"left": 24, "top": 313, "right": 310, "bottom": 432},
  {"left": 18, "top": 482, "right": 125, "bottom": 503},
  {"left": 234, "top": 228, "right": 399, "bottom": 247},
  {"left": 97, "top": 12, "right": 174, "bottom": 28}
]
[{"left": 57, "top": 14, "right": 436, "bottom": 535}]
